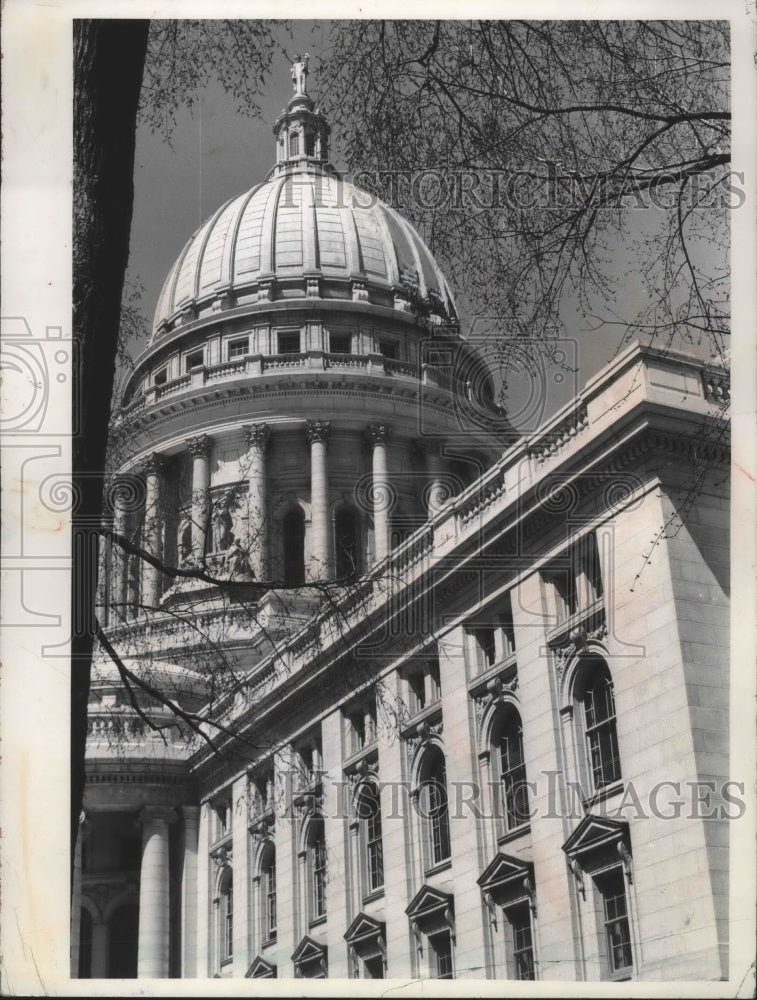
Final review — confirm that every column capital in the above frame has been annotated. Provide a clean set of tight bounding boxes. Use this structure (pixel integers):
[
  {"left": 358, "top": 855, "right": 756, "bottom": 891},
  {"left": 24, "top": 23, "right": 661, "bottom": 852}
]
[
  {"left": 186, "top": 434, "right": 212, "bottom": 459},
  {"left": 306, "top": 419, "right": 331, "bottom": 444},
  {"left": 139, "top": 805, "right": 178, "bottom": 828},
  {"left": 243, "top": 422, "right": 270, "bottom": 450},
  {"left": 141, "top": 452, "right": 166, "bottom": 477},
  {"left": 366, "top": 421, "right": 391, "bottom": 446}
]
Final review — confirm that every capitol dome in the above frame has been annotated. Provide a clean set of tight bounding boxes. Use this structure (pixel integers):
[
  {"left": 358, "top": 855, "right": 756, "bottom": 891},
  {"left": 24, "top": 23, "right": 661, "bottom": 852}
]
[
  {"left": 112, "top": 63, "right": 509, "bottom": 605},
  {"left": 150, "top": 93, "right": 456, "bottom": 342}
]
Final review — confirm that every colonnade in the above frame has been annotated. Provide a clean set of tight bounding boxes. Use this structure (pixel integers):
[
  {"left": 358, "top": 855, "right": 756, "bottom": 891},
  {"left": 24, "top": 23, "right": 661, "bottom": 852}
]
[{"left": 109, "top": 421, "right": 452, "bottom": 612}]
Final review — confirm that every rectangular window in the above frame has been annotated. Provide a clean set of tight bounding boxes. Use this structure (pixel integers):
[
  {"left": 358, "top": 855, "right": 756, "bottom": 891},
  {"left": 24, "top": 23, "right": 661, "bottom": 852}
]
[
  {"left": 329, "top": 332, "right": 351, "bottom": 354},
  {"left": 312, "top": 838, "right": 327, "bottom": 919},
  {"left": 428, "top": 774, "right": 451, "bottom": 866},
  {"left": 468, "top": 626, "right": 496, "bottom": 670},
  {"left": 228, "top": 337, "right": 249, "bottom": 360},
  {"left": 497, "top": 593, "right": 516, "bottom": 659},
  {"left": 154, "top": 367, "right": 168, "bottom": 386},
  {"left": 506, "top": 902, "right": 535, "bottom": 980},
  {"left": 366, "top": 801, "right": 384, "bottom": 892},
  {"left": 346, "top": 695, "right": 377, "bottom": 755},
  {"left": 252, "top": 768, "right": 274, "bottom": 815},
  {"left": 215, "top": 801, "right": 231, "bottom": 840},
  {"left": 407, "top": 671, "right": 426, "bottom": 714},
  {"left": 379, "top": 339, "right": 398, "bottom": 360},
  {"left": 596, "top": 867, "right": 633, "bottom": 977},
  {"left": 547, "top": 532, "right": 604, "bottom": 624},
  {"left": 223, "top": 884, "right": 233, "bottom": 961},
  {"left": 297, "top": 734, "right": 322, "bottom": 790},
  {"left": 265, "top": 864, "right": 277, "bottom": 940},
  {"left": 499, "top": 725, "right": 528, "bottom": 832},
  {"left": 363, "top": 955, "right": 384, "bottom": 978},
  {"left": 429, "top": 931, "right": 454, "bottom": 979},
  {"left": 185, "top": 348, "right": 204, "bottom": 371},
  {"left": 277, "top": 331, "right": 301, "bottom": 354},
  {"left": 584, "top": 674, "right": 621, "bottom": 789},
  {"left": 428, "top": 659, "right": 442, "bottom": 702}
]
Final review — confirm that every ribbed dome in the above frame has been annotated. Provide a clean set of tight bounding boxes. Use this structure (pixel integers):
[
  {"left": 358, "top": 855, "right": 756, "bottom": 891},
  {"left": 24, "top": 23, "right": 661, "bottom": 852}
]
[{"left": 151, "top": 164, "right": 458, "bottom": 340}]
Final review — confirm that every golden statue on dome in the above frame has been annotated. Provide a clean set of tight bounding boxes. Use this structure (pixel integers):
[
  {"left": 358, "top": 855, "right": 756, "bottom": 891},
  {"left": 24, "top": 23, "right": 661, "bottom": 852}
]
[{"left": 292, "top": 53, "right": 310, "bottom": 96}]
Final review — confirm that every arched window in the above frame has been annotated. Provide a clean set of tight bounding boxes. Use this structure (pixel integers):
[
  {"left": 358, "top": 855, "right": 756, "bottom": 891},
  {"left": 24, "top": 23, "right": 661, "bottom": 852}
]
[
  {"left": 418, "top": 748, "right": 451, "bottom": 870},
  {"left": 356, "top": 782, "right": 384, "bottom": 895},
  {"left": 219, "top": 867, "right": 233, "bottom": 964},
  {"left": 493, "top": 706, "right": 530, "bottom": 834},
  {"left": 289, "top": 132, "right": 300, "bottom": 157},
  {"left": 260, "top": 842, "right": 277, "bottom": 943},
  {"left": 582, "top": 659, "right": 621, "bottom": 791},
  {"left": 335, "top": 507, "right": 361, "bottom": 578},
  {"left": 282, "top": 508, "right": 305, "bottom": 586},
  {"left": 307, "top": 818, "right": 327, "bottom": 922}
]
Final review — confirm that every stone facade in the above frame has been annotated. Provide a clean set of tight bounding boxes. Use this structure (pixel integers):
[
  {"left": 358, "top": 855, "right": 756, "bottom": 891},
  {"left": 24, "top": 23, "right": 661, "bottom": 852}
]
[{"left": 74, "top": 74, "right": 731, "bottom": 985}]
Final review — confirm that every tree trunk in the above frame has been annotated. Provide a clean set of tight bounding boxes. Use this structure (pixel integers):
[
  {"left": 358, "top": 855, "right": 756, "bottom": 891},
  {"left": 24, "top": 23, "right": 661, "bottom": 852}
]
[{"left": 72, "top": 18, "right": 149, "bottom": 878}]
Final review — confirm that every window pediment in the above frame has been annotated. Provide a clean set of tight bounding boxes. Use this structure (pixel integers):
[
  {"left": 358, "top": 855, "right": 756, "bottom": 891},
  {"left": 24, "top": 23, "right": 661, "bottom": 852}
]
[
  {"left": 246, "top": 955, "right": 277, "bottom": 978},
  {"left": 344, "top": 912, "right": 385, "bottom": 947},
  {"left": 477, "top": 852, "right": 533, "bottom": 895},
  {"left": 562, "top": 815, "right": 629, "bottom": 861},
  {"left": 291, "top": 934, "right": 327, "bottom": 966},
  {"left": 406, "top": 884, "right": 454, "bottom": 924}
]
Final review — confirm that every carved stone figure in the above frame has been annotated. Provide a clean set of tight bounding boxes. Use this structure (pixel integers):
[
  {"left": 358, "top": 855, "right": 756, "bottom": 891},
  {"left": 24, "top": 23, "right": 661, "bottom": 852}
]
[
  {"left": 224, "top": 536, "right": 253, "bottom": 579},
  {"left": 292, "top": 54, "right": 309, "bottom": 95},
  {"left": 212, "top": 503, "right": 233, "bottom": 552}
]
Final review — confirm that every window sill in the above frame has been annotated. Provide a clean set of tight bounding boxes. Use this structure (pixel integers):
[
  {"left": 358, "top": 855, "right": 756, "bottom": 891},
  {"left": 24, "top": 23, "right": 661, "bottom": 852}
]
[
  {"left": 309, "top": 915, "right": 327, "bottom": 929},
  {"left": 606, "top": 968, "right": 633, "bottom": 982},
  {"left": 546, "top": 600, "right": 605, "bottom": 648},
  {"left": 362, "top": 887, "right": 385, "bottom": 905},
  {"left": 262, "top": 935, "right": 277, "bottom": 949},
  {"left": 424, "top": 858, "right": 452, "bottom": 878},
  {"left": 469, "top": 651, "right": 517, "bottom": 688},
  {"left": 209, "top": 833, "right": 233, "bottom": 854},
  {"left": 400, "top": 703, "right": 442, "bottom": 739},
  {"left": 586, "top": 780, "right": 624, "bottom": 809},
  {"left": 343, "top": 742, "right": 378, "bottom": 773},
  {"left": 497, "top": 824, "right": 531, "bottom": 846}
]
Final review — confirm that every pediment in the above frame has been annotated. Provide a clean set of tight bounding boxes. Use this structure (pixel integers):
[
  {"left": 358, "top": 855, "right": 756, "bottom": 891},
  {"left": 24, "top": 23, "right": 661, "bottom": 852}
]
[
  {"left": 562, "top": 815, "right": 629, "bottom": 859},
  {"left": 246, "top": 955, "right": 277, "bottom": 978},
  {"left": 291, "top": 934, "right": 327, "bottom": 965},
  {"left": 344, "top": 911, "right": 385, "bottom": 945},
  {"left": 405, "top": 883, "right": 454, "bottom": 919},
  {"left": 477, "top": 852, "right": 533, "bottom": 893}
]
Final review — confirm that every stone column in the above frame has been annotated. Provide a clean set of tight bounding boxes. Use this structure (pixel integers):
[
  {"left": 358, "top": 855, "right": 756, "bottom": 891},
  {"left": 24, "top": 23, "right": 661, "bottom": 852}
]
[
  {"left": 186, "top": 435, "right": 212, "bottom": 561},
  {"left": 425, "top": 443, "right": 447, "bottom": 518},
  {"left": 137, "top": 805, "right": 176, "bottom": 978},
  {"left": 70, "top": 811, "right": 86, "bottom": 976},
  {"left": 306, "top": 420, "right": 331, "bottom": 580},
  {"left": 111, "top": 480, "right": 129, "bottom": 622},
  {"left": 367, "top": 422, "right": 392, "bottom": 562},
  {"left": 242, "top": 423, "right": 270, "bottom": 580},
  {"left": 142, "top": 453, "right": 165, "bottom": 607},
  {"left": 180, "top": 805, "right": 200, "bottom": 978}
]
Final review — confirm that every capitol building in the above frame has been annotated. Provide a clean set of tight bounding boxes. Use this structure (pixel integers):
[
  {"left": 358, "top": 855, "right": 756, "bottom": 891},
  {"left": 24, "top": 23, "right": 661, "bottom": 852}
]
[{"left": 73, "top": 64, "right": 731, "bottom": 983}]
